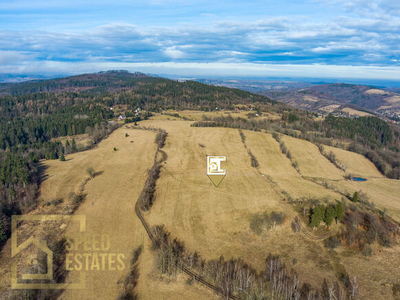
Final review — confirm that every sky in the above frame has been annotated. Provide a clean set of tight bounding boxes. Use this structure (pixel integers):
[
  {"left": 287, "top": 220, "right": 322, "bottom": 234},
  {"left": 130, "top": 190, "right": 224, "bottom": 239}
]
[{"left": 1, "top": 0, "right": 400, "bottom": 80}]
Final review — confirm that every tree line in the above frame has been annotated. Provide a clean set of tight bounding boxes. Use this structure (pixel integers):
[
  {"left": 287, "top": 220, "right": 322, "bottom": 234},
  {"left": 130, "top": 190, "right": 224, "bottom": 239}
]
[{"left": 152, "top": 224, "right": 357, "bottom": 299}]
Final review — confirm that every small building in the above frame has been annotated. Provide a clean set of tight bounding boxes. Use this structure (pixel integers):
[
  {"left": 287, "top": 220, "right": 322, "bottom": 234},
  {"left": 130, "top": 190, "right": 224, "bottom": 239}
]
[{"left": 135, "top": 108, "right": 142, "bottom": 117}]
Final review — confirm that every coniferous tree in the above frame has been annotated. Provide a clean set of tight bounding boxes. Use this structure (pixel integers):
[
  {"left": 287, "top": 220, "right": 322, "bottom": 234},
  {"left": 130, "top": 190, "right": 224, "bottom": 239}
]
[
  {"left": 65, "top": 140, "right": 71, "bottom": 154},
  {"left": 335, "top": 202, "right": 345, "bottom": 223},
  {"left": 324, "top": 205, "right": 335, "bottom": 227},
  {"left": 352, "top": 191, "right": 359, "bottom": 202},
  {"left": 71, "top": 139, "right": 77, "bottom": 152},
  {"left": 310, "top": 205, "right": 325, "bottom": 229},
  {"left": 0, "top": 220, "right": 6, "bottom": 243}
]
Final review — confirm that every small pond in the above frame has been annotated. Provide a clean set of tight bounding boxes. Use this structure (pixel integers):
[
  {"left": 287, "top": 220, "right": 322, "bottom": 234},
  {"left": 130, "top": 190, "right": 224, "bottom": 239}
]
[{"left": 351, "top": 177, "right": 367, "bottom": 182}]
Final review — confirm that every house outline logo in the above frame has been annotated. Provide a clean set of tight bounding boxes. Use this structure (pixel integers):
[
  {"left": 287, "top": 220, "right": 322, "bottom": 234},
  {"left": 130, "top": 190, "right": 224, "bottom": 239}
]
[
  {"left": 207, "top": 156, "right": 227, "bottom": 187},
  {"left": 11, "top": 215, "right": 86, "bottom": 289}
]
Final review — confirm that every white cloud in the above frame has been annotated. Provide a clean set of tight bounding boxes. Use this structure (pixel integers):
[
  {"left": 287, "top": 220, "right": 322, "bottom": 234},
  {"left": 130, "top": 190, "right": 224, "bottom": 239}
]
[
  {"left": 0, "top": 50, "right": 34, "bottom": 64},
  {"left": 163, "top": 46, "right": 185, "bottom": 59},
  {"left": 1, "top": 3, "right": 400, "bottom": 77}
]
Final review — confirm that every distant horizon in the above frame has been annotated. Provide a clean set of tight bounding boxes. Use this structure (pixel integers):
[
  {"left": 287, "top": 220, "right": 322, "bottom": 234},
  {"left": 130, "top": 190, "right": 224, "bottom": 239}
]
[
  {"left": 2, "top": 70, "right": 400, "bottom": 88},
  {"left": 2, "top": 0, "right": 400, "bottom": 81}
]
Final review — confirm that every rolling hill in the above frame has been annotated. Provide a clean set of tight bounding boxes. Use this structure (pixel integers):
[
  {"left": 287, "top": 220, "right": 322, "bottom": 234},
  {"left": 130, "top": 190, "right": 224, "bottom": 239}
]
[{"left": 261, "top": 83, "right": 400, "bottom": 119}]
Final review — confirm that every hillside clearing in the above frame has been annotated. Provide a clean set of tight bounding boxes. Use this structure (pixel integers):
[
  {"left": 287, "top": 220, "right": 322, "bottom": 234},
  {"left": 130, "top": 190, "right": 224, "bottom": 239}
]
[
  {"left": 244, "top": 131, "right": 339, "bottom": 199},
  {"left": 281, "top": 135, "right": 344, "bottom": 180},
  {"left": 324, "top": 145, "right": 383, "bottom": 178},
  {"left": 341, "top": 107, "right": 372, "bottom": 117},
  {"left": 139, "top": 120, "right": 344, "bottom": 288}
]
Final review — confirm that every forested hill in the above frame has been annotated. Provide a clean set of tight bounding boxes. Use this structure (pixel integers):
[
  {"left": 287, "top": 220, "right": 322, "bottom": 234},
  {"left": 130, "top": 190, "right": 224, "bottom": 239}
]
[
  {"left": 0, "top": 70, "right": 276, "bottom": 154},
  {"left": 0, "top": 70, "right": 150, "bottom": 95},
  {"left": 0, "top": 70, "right": 274, "bottom": 107},
  {"left": 0, "top": 71, "right": 276, "bottom": 150},
  {"left": 261, "top": 83, "right": 400, "bottom": 116}
]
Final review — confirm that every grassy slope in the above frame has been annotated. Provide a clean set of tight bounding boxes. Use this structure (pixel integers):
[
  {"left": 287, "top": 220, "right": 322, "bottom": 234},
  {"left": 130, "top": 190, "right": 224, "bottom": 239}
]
[
  {"left": 2, "top": 118, "right": 400, "bottom": 299},
  {"left": 142, "top": 120, "right": 339, "bottom": 289},
  {"left": 329, "top": 178, "right": 400, "bottom": 222},
  {"left": 281, "top": 135, "right": 345, "bottom": 180},
  {"left": 55, "top": 126, "right": 216, "bottom": 300},
  {"left": 324, "top": 145, "right": 383, "bottom": 178},
  {"left": 319, "top": 146, "right": 400, "bottom": 222},
  {"left": 140, "top": 120, "right": 400, "bottom": 299},
  {"left": 245, "top": 131, "right": 339, "bottom": 199},
  {"left": 58, "top": 127, "right": 157, "bottom": 299}
]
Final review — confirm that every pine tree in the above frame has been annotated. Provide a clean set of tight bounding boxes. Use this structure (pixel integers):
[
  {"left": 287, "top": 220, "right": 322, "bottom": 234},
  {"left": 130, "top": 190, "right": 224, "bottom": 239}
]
[
  {"left": 60, "top": 153, "right": 65, "bottom": 161},
  {"left": 325, "top": 205, "right": 335, "bottom": 227},
  {"left": 310, "top": 212, "right": 321, "bottom": 229},
  {"left": 352, "top": 191, "right": 359, "bottom": 202},
  {"left": 310, "top": 205, "right": 325, "bottom": 229},
  {"left": 71, "top": 139, "right": 77, "bottom": 152},
  {"left": 0, "top": 220, "right": 6, "bottom": 243},
  {"left": 65, "top": 140, "right": 71, "bottom": 154},
  {"left": 335, "top": 202, "right": 345, "bottom": 223}
]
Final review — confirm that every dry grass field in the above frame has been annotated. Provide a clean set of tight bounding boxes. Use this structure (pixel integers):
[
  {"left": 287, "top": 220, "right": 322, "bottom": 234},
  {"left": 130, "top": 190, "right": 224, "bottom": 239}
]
[
  {"left": 58, "top": 127, "right": 157, "bottom": 300},
  {"left": 341, "top": 107, "right": 372, "bottom": 117},
  {"left": 386, "top": 95, "right": 400, "bottom": 103},
  {"left": 319, "top": 104, "right": 341, "bottom": 112},
  {"left": 317, "top": 146, "right": 400, "bottom": 222},
  {"left": 365, "top": 89, "right": 387, "bottom": 95},
  {"left": 328, "top": 178, "right": 400, "bottom": 222},
  {"left": 2, "top": 118, "right": 400, "bottom": 299},
  {"left": 51, "top": 133, "right": 94, "bottom": 149},
  {"left": 139, "top": 120, "right": 346, "bottom": 289},
  {"left": 244, "top": 131, "right": 339, "bottom": 200},
  {"left": 0, "top": 126, "right": 214, "bottom": 300},
  {"left": 281, "top": 135, "right": 344, "bottom": 180},
  {"left": 152, "top": 109, "right": 282, "bottom": 121},
  {"left": 324, "top": 145, "right": 383, "bottom": 178}
]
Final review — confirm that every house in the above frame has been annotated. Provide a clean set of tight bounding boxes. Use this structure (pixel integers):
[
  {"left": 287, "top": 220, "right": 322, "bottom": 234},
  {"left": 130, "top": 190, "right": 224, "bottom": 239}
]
[
  {"left": 135, "top": 108, "right": 142, "bottom": 117},
  {"left": 117, "top": 115, "right": 126, "bottom": 121}
]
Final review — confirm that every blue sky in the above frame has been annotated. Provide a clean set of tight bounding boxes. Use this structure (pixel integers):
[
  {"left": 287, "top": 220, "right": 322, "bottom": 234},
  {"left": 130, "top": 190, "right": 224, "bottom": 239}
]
[{"left": 1, "top": 0, "right": 400, "bottom": 79}]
